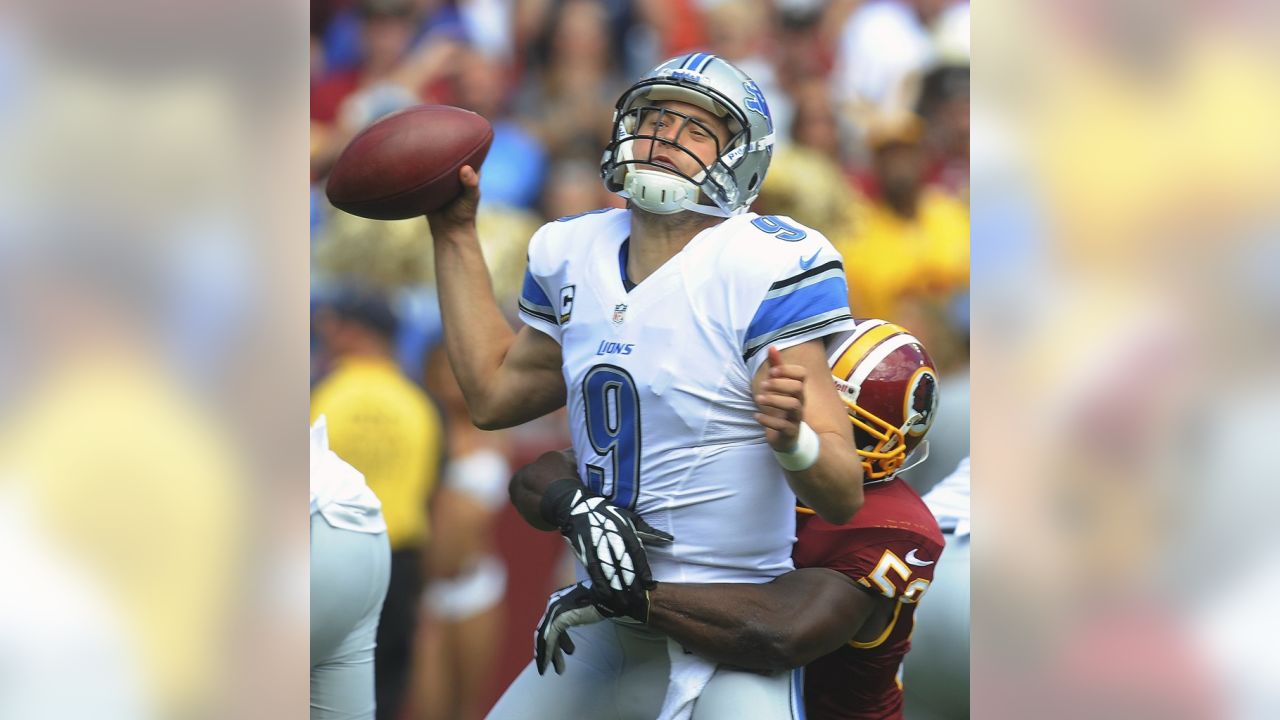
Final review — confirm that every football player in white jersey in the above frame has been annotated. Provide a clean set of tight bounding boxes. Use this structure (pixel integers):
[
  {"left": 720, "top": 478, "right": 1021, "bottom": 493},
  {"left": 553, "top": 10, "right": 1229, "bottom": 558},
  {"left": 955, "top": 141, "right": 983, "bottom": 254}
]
[
  {"left": 426, "top": 53, "right": 863, "bottom": 719},
  {"left": 311, "top": 417, "right": 392, "bottom": 720}
]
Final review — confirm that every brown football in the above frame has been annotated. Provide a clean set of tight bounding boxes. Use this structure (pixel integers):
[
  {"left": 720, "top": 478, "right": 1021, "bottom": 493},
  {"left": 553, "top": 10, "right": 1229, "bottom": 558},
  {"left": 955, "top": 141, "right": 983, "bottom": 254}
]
[{"left": 325, "top": 105, "right": 494, "bottom": 220}]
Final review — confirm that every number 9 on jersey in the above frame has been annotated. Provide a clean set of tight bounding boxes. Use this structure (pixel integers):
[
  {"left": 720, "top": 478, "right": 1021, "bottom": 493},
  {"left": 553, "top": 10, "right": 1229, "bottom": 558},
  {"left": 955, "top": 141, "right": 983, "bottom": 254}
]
[{"left": 582, "top": 365, "right": 641, "bottom": 510}]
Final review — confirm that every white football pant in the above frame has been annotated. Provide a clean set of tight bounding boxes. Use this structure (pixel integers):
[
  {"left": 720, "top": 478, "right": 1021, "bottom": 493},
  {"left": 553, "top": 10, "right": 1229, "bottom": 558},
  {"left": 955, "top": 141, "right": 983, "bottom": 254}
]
[{"left": 311, "top": 512, "right": 392, "bottom": 720}]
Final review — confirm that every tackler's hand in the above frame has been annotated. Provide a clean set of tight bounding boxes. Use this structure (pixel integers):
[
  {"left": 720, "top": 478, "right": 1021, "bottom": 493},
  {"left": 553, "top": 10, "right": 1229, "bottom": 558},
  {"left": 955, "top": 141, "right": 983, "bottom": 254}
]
[
  {"left": 534, "top": 583, "right": 603, "bottom": 675},
  {"left": 540, "top": 478, "right": 673, "bottom": 613}
]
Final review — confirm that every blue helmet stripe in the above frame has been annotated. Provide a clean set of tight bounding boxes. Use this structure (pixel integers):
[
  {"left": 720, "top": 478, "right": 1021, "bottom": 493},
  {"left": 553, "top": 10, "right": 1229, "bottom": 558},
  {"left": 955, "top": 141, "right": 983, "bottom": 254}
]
[
  {"left": 696, "top": 53, "right": 716, "bottom": 73},
  {"left": 681, "top": 52, "right": 704, "bottom": 70}
]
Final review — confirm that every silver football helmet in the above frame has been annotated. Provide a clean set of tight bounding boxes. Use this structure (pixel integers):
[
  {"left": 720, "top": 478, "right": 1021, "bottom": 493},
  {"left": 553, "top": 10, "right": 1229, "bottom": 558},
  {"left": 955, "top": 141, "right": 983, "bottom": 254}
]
[{"left": 601, "top": 53, "right": 775, "bottom": 217}]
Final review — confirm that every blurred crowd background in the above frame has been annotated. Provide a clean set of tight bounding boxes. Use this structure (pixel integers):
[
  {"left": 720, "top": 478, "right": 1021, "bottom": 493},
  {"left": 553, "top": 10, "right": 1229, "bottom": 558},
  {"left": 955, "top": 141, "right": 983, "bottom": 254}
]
[
  {"left": 309, "top": 0, "right": 970, "bottom": 718},
  {"left": 972, "top": 1, "right": 1280, "bottom": 718}
]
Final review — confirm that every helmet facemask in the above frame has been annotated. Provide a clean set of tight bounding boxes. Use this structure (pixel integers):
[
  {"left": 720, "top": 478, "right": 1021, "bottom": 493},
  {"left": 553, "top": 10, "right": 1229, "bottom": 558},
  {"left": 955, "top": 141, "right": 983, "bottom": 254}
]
[
  {"left": 601, "top": 64, "right": 774, "bottom": 217},
  {"left": 608, "top": 104, "right": 745, "bottom": 216},
  {"left": 846, "top": 400, "right": 910, "bottom": 481}
]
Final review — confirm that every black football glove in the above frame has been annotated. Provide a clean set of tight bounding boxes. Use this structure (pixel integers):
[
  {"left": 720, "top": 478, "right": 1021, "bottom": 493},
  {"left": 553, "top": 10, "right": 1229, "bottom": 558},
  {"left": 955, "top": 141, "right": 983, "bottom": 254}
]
[
  {"left": 539, "top": 478, "right": 673, "bottom": 614},
  {"left": 534, "top": 583, "right": 602, "bottom": 675},
  {"left": 533, "top": 580, "right": 658, "bottom": 675},
  {"left": 588, "top": 575, "right": 654, "bottom": 624}
]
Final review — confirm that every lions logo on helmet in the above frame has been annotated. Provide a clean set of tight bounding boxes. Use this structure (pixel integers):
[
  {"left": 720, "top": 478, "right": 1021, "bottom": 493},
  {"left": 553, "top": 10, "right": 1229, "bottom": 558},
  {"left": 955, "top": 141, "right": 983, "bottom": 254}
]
[
  {"left": 600, "top": 52, "right": 775, "bottom": 218},
  {"left": 827, "top": 320, "right": 940, "bottom": 482},
  {"left": 742, "top": 80, "right": 770, "bottom": 121}
]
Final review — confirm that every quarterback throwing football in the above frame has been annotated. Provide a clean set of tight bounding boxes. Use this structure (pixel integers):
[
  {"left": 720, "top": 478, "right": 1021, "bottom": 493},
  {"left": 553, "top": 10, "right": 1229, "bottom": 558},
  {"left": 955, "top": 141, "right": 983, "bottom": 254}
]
[{"left": 427, "top": 54, "right": 862, "bottom": 718}]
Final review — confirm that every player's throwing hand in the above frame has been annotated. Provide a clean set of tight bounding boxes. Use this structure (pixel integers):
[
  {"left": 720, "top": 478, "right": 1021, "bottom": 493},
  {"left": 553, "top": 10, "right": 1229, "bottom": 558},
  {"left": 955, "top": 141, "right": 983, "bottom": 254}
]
[
  {"left": 754, "top": 345, "right": 808, "bottom": 453},
  {"left": 425, "top": 165, "right": 482, "bottom": 236}
]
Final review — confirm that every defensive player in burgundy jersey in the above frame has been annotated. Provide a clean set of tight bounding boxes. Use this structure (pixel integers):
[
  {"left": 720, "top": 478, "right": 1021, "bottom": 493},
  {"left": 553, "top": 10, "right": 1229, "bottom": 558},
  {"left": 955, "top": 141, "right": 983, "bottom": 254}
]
[
  {"left": 792, "top": 320, "right": 944, "bottom": 719},
  {"left": 522, "top": 320, "right": 946, "bottom": 719},
  {"left": 792, "top": 477, "right": 943, "bottom": 718}
]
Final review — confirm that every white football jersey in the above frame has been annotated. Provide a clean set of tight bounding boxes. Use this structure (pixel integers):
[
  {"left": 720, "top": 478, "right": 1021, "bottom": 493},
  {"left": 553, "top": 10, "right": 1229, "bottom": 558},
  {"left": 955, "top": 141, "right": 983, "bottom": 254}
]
[
  {"left": 924, "top": 456, "right": 970, "bottom": 540},
  {"left": 519, "top": 208, "right": 854, "bottom": 583},
  {"left": 310, "top": 416, "right": 387, "bottom": 535}
]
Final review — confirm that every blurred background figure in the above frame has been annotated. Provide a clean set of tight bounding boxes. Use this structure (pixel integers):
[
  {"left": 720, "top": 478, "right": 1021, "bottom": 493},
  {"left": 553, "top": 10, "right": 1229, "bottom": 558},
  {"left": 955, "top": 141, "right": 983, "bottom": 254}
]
[
  {"left": 450, "top": 47, "right": 548, "bottom": 213},
  {"left": 409, "top": 347, "right": 512, "bottom": 720},
  {"left": 836, "top": 112, "right": 969, "bottom": 374},
  {"left": 830, "top": 0, "right": 969, "bottom": 124},
  {"left": 540, "top": 158, "right": 623, "bottom": 220},
  {"left": 915, "top": 64, "right": 969, "bottom": 201},
  {"left": 513, "top": 0, "right": 626, "bottom": 163},
  {"left": 790, "top": 79, "right": 850, "bottom": 162},
  {"left": 311, "top": 289, "right": 444, "bottom": 720},
  {"left": 0, "top": 241, "right": 246, "bottom": 720},
  {"left": 753, "top": 78, "right": 860, "bottom": 241}
]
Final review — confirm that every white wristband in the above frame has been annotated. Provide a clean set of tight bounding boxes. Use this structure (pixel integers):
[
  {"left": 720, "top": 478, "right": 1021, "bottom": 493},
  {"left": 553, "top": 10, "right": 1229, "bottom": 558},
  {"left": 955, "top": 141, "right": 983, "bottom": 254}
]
[{"left": 773, "top": 421, "right": 820, "bottom": 472}]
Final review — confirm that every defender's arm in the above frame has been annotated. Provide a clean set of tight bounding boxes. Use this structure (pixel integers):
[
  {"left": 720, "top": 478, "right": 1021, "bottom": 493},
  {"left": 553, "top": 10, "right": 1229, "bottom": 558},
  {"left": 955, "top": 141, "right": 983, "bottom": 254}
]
[{"left": 649, "top": 569, "right": 878, "bottom": 671}]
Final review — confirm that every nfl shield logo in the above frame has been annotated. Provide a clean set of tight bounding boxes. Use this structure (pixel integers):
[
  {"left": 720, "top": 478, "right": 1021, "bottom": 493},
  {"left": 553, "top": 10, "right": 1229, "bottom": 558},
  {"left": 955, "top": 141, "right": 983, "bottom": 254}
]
[{"left": 611, "top": 303, "right": 628, "bottom": 324}]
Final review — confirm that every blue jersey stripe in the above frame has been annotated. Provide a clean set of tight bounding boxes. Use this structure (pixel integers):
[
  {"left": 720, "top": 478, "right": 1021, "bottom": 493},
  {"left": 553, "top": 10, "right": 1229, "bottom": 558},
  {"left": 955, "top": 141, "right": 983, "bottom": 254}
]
[
  {"left": 791, "top": 666, "right": 806, "bottom": 720},
  {"left": 520, "top": 269, "right": 553, "bottom": 308},
  {"left": 743, "top": 312, "right": 852, "bottom": 362},
  {"left": 746, "top": 276, "right": 849, "bottom": 346}
]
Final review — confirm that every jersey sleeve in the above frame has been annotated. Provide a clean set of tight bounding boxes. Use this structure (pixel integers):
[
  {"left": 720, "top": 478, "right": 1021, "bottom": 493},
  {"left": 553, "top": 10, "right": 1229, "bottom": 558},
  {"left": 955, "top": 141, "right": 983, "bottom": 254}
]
[
  {"left": 516, "top": 223, "right": 563, "bottom": 343},
  {"left": 828, "top": 532, "right": 942, "bottom": 603},
  {"left": 741, "top": 220, "right": 855, "bottom": 378}
]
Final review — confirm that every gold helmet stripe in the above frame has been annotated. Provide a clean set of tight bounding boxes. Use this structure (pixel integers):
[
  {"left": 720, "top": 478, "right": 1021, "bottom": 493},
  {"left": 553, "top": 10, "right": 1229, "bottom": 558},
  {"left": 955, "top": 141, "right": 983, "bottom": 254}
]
[
  {"left": 850, "top": 333, "right": 920, "bottom": 389},
  {"left": 832, "top": 322, "right": 908, "bottom": 379},
  {"left": 826, "top": 318, "right": 883, "bottom": 366}
]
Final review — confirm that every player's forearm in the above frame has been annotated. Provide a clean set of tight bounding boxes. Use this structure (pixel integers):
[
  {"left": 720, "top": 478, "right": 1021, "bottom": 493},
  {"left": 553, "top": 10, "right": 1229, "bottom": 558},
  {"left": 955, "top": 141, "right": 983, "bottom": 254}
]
[
  {"left": 648, "top": 569, "right": 869, "bottom": 671},
  {"left": 647, "top": 578, "right": 843, "bottom": 672},
  {"left": 647, "top": 582, "right": 797, "bottom": 671},
  {"left": 785, "top": 433, "right": 863, "bottom": 524},
  {"left": 431, "top": 229, "right": 518, "bottom": 426},
  {"left": 508, "top": 450, "right": 577, "bottom": 531}
]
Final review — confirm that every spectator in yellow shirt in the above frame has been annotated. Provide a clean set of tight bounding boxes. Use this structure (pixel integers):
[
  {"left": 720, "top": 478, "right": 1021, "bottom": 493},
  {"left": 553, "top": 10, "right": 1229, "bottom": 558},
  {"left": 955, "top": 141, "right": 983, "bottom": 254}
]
[
  {"left": 311, "top": 290, "right": 444, "bottom": 720},
  {"left": 836, "top": 114, "right": 969, "bottom": 370}
]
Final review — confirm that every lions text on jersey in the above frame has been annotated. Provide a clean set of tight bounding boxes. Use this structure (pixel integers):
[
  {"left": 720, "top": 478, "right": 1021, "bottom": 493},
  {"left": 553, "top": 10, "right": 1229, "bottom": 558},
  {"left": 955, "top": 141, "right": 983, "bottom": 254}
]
[{"left": 518, "top": 208, "right": 854, "bottom": 584}]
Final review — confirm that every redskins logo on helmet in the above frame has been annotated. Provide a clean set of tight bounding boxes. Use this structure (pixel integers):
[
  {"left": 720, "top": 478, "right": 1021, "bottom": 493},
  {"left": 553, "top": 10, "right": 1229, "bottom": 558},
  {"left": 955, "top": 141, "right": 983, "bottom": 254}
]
[{"left": 828, "top": 319, "right": 939, "bottom": 482}]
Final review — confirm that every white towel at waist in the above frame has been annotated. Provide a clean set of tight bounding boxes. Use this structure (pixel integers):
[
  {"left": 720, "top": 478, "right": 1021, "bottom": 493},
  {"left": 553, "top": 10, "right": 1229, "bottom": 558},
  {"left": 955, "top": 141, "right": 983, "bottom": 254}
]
[{"left": 656, "top": 638, "right": 718, "bottom": 720}]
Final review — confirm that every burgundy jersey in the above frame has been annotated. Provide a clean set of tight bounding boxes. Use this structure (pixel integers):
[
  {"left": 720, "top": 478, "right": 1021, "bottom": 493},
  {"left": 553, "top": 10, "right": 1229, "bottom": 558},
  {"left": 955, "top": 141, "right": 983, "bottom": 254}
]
[{"left": 792, "top": 478, "right": 945, "bottom": 720}]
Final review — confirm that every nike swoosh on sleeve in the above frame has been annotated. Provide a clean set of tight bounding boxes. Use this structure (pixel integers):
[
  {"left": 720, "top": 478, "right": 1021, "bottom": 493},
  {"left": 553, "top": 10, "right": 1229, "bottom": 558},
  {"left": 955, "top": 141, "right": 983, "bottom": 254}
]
[
  {"left": 905, "top": 549, "right": 934, "bottom": 566},
  {"left": 798, "top": 249, "right": 821, "bottom": 270}
]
